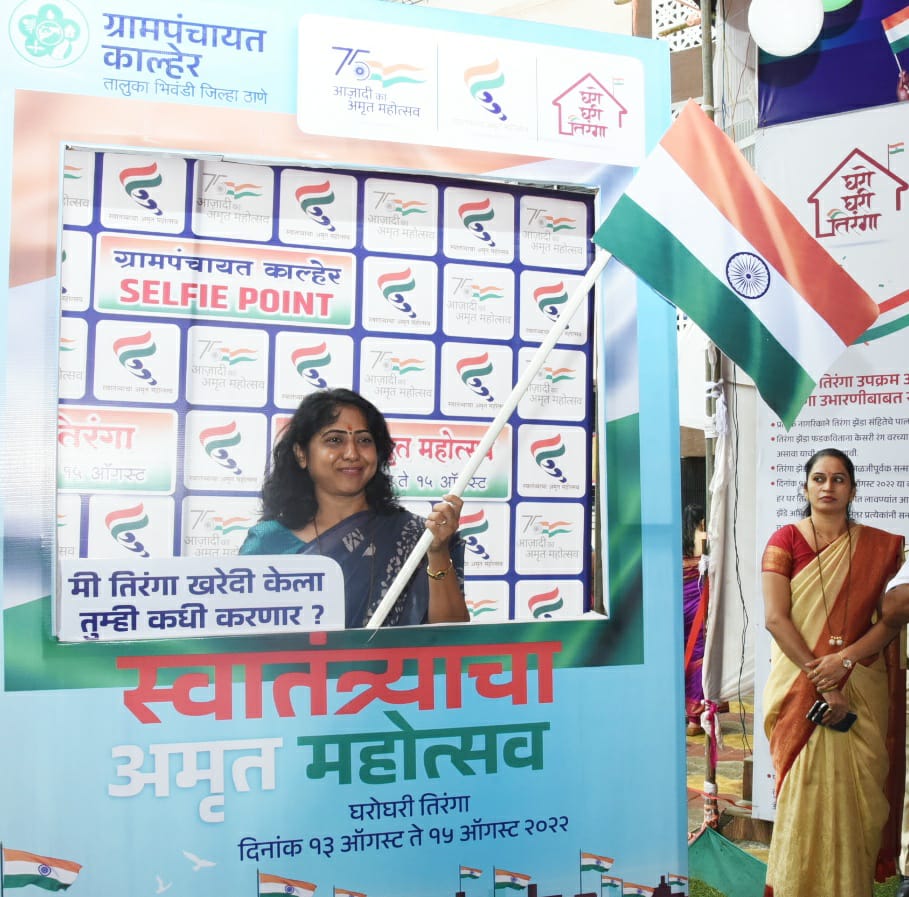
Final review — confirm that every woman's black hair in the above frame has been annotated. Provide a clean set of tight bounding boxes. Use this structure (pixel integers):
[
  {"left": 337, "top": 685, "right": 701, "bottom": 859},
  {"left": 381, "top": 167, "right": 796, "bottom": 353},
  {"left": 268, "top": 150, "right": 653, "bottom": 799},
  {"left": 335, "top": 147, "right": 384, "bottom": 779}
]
[
  {"left": 259, "top": 388, "right": 401, "bottom": 530},
  {"left": 682, "top": 503, "right": 704, "bottom": 557},
  {"left": 801, "top": 447, "right": 856, "bottom": 518}
]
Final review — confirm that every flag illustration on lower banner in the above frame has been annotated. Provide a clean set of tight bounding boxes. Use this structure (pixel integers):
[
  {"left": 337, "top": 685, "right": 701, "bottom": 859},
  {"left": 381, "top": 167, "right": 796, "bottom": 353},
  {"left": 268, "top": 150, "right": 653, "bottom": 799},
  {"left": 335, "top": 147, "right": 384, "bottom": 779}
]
[
  {"left": 593, "top": 100, "right": 880, "bottom": 429},
  {"left": 258, "top": 871, "right": 317, "bottom": 897},
  {"left": 580, "top": 852, "right": 614, "bottom": 872},
  {"left": 494, "top": 868, "right": 531, "bottom": 891},
  {"left": 1, "top": 848, "right": 82, "bottom": 891},
  {"left": 459, "top": 865, "right": 483, "bottom": 880},
  {"left": 883, "top": 5, "right": 909, "bottom": 55}
]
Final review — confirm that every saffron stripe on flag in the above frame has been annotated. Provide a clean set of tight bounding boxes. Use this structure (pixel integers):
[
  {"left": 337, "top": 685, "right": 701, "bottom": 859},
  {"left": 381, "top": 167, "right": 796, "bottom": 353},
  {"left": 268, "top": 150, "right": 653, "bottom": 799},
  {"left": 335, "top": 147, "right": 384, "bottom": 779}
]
[
  {"left": 600, "top": 193, "right": 817, "bottom": 426},
  {"left": 258, "top": 872, "right": 317, "bottom": 897},
  {"left": 1, "top": 850, "right": 82, "bottom": 875},
  {"left": 658, "top": 102, "right": 878, "bottom": 344}
]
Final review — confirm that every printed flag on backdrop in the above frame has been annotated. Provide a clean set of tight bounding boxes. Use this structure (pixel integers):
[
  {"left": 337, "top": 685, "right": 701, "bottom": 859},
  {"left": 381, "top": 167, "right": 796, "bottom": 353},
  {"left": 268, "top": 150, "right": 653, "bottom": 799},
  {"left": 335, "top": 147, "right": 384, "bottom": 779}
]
[
  {"left": 668, "top": 874, "right": 689, "bottom": 887},
  {"left": 622, "top": 885, "right": 654, "bottom": 897},
  {"left": 333, "top": 889, "right": 366, "bottom": 897},
  {"left": 602, "top": 874, "right": 623, "bottom": 890},
  {"left": 258, "top": 872, "right": 317, "bottom": 897},
  {"left": 580, "top": 852, "right": 614, "bottom": 872},
  {"left": 883, "top": 5, "right": 909, "bottom": 54},
  {"left": 1, "top": 848, "right": 82, "bottom": 891},
  {"left": 593, "top": 100, "right": 880, "bottom": 429},
  {"left": 459, "top": 866, "right": 483, "bottom": 880},
  {"left": 494, "top": 868, "right": 531, "bottom": 891}
]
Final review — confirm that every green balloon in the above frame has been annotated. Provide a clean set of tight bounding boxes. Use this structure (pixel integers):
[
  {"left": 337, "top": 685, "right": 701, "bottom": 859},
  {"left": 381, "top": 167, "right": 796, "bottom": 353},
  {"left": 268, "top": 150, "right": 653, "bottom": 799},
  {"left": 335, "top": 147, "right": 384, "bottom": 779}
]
[{"left": 822, "top": 0, "right": 852, "bottom": 10}]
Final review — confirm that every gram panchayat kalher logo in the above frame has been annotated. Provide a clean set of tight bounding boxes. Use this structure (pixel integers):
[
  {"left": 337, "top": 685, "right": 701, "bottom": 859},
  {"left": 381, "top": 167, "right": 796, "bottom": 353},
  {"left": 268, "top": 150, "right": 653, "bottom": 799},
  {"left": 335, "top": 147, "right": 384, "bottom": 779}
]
[
  {"left": 459, "top": 197, "right": 497, "bottom": 246},
  {"left": 10, "top": 0, "right": 89, "bottom": 67},
  {"left": 296, "top": 181, "right": 337, "bottom": 231},
  {"left": 459, "top": 508, "right": 491, "bottom": 560},
  {"left": 292, "top": 342, "right": 332, "bottom": 389},
  {"left": 457, "top": 352, "right": 496, "bottom": 403},
  {"left": 378, "top": 267, "right": 417, "bottom": 318},
  {"left": 530, "top": 434, "right": 568, "bottom": 483},
  {"left": 200, "top": 421, "right": 243, "bottom": 475},
  {"left": 114, "top": 331, "right": 159, "bottom": 385}
]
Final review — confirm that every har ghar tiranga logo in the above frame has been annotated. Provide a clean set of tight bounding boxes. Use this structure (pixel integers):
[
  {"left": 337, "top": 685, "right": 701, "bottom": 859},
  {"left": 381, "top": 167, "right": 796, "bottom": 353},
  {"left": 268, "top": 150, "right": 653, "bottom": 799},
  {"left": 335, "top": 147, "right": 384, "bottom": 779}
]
[{"left": 10, "top": 0, "right": 89, "bottom": 67}]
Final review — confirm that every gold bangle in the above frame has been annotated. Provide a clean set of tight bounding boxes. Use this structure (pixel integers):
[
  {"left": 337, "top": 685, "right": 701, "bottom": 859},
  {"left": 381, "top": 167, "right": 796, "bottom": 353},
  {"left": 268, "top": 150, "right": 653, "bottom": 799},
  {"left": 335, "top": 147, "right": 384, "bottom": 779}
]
[{"left": 426, "top": 558, "right": 453, "bottom": 580}]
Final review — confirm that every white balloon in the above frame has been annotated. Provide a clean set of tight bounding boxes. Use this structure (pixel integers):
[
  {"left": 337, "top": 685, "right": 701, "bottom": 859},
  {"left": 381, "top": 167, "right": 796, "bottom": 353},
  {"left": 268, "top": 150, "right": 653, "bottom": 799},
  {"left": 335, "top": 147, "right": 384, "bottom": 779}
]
[{"left": 748, "top": 0, "right": 824, "bottom": 57}]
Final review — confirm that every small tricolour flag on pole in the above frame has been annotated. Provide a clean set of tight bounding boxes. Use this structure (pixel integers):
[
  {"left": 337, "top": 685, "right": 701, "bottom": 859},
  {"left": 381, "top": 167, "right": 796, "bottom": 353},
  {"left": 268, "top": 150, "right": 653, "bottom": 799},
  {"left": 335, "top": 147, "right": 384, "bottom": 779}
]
[
  {"left": 494, "top": 868, "right": 531, "bottom": 891},
  {"left": 667, "top": 874, "right": 689, "bottom": 887},
  {"left": 883, "top": 5, "right": 909, "bottom": 55},
  {"left": 580, "top": 852, "right": 614, "bottom": 872},
  {"left": 333, "top": 889, "right": 365, "bottom": 897},
  {"left": 459, "top": 866, "right": 483, "bottom": 880},
  {"left": 258, "top": 871, "right": 317, "bottom": 897},
  {"left": 602, "top": 874, "right": 623, "bottom": 890},
  {"left": 622, "top": 885, "right": 654, "bottom": 897},
  {"left": 1, "top": 848, "right": 82, "bottom": 891},
  {"left": 593, "top": 100, "right": 880, "bottom": 429}
]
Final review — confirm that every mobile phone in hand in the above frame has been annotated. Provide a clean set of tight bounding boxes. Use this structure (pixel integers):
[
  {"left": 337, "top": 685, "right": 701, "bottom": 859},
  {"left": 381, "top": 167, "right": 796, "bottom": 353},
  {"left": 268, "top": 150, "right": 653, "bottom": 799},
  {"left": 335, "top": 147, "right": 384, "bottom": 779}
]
[{"left": 806, "top": 699, "right": 856, "bottom": 731}]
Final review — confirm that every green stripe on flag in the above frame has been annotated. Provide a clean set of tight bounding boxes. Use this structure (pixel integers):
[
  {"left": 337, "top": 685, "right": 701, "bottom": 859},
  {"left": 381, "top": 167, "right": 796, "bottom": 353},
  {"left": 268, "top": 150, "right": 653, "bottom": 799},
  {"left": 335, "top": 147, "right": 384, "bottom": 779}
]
[
  {"left": 2, "top": 874, "right": 73, "bottom": 891},
  {"left": 597, "top": 195, "right": 817, "bottom": 427},
  {"left": 604, "top": 413, "right": 643, "bottom": 663}
]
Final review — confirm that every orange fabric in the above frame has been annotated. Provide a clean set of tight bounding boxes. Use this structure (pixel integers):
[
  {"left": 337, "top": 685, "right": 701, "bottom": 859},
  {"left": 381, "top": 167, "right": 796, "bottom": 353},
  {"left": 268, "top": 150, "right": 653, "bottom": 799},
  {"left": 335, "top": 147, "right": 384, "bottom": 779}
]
[{"left": 684, "top": 568, "right": 708, "bottom": 672}]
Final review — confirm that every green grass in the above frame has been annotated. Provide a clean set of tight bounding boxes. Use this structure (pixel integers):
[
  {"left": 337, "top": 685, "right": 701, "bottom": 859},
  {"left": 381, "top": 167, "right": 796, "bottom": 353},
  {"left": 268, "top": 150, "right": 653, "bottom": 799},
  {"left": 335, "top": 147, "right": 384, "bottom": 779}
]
[
  {"left": 689, "top": 875, "right": 902, "bottom": 897},
  {"left": 689, "top": 879, "right": 725, "bottom": 897}
]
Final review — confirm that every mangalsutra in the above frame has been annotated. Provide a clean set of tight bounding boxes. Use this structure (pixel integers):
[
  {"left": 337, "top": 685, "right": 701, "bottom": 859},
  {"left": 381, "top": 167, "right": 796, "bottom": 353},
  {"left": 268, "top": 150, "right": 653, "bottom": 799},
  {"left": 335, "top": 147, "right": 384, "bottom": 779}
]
[{"left": 809, "top": 517, "right": 851, "bottom": 648}]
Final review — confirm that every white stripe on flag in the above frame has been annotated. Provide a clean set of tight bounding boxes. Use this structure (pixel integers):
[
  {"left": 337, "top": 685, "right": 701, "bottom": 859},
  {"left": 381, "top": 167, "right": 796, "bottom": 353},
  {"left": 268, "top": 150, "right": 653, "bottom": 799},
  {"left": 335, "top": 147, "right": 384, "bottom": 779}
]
[
  {"left": 625, "top": 145, "right": 847, "bottom": 380},
  {"left": 3, "top": 859, "right": 80, "bottom": 886}
]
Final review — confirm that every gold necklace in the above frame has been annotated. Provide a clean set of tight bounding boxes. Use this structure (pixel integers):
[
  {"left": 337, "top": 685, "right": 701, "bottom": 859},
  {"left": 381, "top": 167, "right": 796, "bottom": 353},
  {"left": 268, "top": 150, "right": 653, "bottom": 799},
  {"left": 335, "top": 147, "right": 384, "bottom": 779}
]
[{"left": 809, "top": 517, "right": 851, "bottom": 648}]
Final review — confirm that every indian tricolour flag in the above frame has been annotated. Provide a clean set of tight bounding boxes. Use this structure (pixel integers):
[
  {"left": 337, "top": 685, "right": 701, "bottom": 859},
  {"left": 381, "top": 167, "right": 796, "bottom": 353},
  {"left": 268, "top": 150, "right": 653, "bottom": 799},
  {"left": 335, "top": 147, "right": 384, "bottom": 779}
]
[
  {"left": 580, "top": 852, "right": 614, "bottom": 872},
  {"left": 494, "top": 868, "right": 531, "bottom": 891},
  {"left": 883, "top": 5, "right": 909, "bottom": 54},
  {"left": 460, "top": 865, "right": 483, "bottom": 880},
  {"left": 601, "top": 874, "right": 623, "bottom": 890},
  {"left": 333, "top": 889, "right": 366, "bottom": 897},
  {"left": 258, "top": 871, "right": 317, "bottom": 897},
  {"left": 1, "top": 848, "right": 82, "bottom": 891},
  {"left": 668, "top": 874, "right": 689, "bottom": 887},
  {"left": 593, "top": 100, "right": 880, "bottom": 429},
  {"left": 622, "top": 885, "right": 654, "bottom": 896}
]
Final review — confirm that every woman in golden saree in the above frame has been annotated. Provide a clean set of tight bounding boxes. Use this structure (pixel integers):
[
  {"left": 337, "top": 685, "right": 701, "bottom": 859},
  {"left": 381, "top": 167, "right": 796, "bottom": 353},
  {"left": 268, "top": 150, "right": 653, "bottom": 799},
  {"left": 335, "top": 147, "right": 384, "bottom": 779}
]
[{"left": 762, "top": 448, "right": 905, "bottom": 897}]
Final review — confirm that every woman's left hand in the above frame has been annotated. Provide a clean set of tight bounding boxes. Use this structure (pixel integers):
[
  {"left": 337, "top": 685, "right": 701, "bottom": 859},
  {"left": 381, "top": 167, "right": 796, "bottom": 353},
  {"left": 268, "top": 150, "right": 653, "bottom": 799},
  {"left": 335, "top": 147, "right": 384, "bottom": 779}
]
[
  {"left": 427, "top": 494, "right": 462, "bottom": 550},
  {"left": 805, "top": 654, "right": 847, "bottom": 693},
  {"left": 817, "top": 688, "right": 851, "bottom": 727}
]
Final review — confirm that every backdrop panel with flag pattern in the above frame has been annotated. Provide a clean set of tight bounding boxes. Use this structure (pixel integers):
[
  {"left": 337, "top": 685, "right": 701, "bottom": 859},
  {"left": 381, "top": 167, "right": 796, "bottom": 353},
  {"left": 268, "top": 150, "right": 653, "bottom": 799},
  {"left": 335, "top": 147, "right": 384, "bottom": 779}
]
[{"left": 0, "top": 1, "right": 685, "bottom": 895}]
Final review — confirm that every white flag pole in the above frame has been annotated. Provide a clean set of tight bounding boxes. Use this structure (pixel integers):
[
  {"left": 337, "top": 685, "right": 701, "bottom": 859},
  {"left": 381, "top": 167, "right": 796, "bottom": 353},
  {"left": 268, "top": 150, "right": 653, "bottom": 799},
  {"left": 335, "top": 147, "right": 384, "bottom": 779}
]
[{"left": 365, "top": 249, "right": 612, "bottom": 629}]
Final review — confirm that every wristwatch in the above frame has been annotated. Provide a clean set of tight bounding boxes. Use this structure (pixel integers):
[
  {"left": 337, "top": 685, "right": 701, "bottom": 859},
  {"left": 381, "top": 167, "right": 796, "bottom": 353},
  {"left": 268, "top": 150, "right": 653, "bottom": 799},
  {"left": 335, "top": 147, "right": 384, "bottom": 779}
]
[{"left": 841, "top": 655, "right": 854, "bottom": 670}]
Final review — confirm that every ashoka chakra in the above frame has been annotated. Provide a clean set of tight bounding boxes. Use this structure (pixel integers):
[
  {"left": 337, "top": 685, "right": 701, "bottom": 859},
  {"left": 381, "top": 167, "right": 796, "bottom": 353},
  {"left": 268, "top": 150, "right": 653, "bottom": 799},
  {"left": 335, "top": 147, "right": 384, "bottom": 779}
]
[{"left": 725, "top": 252, "right": 770, "bottom": 299}]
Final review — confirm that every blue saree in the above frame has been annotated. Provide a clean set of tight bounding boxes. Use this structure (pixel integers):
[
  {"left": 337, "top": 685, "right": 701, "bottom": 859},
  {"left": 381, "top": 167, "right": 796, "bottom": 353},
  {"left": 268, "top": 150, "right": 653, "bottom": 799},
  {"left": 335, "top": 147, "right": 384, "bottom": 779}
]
[{"left": 240, "top": 509, "right": 464, "bottom": 628}]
